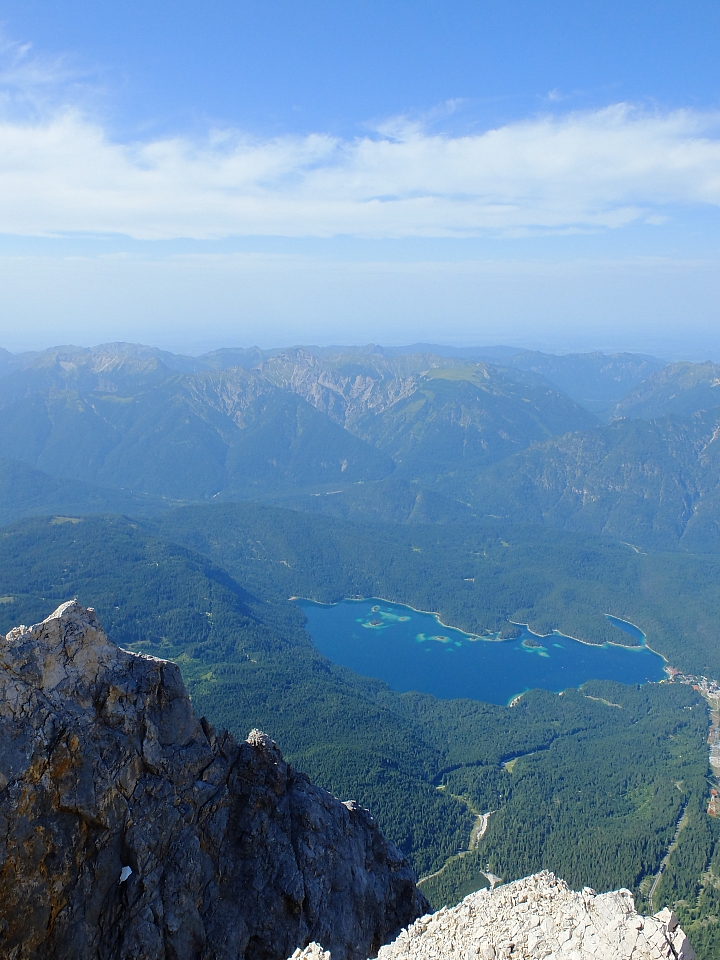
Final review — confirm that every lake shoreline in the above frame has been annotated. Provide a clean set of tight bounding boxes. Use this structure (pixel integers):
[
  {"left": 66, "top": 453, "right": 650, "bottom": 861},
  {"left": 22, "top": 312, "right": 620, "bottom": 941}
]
[
  {"left": 508, "top": 618, "right": 668, "bottom": 661},
  {"left": 291, "top": 594, "right": 491, "bottom": 641},
  {"left": 292, "top": 595, "right": 667, "bottom": 661},
  {"left": 297, "top": 597, "right": 667, "bottom": 707}
]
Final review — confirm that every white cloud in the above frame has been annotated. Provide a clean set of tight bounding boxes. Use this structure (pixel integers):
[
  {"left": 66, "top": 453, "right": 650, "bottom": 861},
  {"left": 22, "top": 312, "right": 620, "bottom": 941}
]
[
  {"left": 1, "top": 103, "right": 720, "bottom": 239},
  {"left": 0, "top": 33, "right": 85, "bottom": 115}
]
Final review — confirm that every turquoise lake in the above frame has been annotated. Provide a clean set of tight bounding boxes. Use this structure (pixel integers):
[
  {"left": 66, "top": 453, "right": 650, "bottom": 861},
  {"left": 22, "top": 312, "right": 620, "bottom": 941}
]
[{"left": 297, "top": 598, "right": 666, "bottom": 706}]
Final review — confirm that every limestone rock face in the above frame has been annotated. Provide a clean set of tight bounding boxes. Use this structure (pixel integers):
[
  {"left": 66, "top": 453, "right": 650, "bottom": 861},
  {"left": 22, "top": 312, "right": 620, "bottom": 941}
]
[
  {"left": 377, "top": 872, "right": 694, "bottom": 960},
  {"left": 0, "top": 601, "right": 428, "bottom": 960},
  {"left": 294, "top": 871, "right": 696, "bottom": 960}
]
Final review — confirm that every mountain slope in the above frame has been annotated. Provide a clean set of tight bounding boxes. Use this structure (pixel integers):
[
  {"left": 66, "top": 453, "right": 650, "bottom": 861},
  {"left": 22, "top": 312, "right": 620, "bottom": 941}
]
[
  {"left": 276, "top": 478, "right": 477, "bottom": 524},
  {"left": 356, "top": 366, "right": 597, "bottom": 487},
  {"left": 469, "top": 411, "right": 720, "bottom": 551},
  {"left": 0, "top": 351, "right": 394, "bottom": 500},
  {"left": 501, "top": 350, "right": 667, "bottom": 408},
  {"left": 257, "top": 349, "right": 459, "bottom": 428},
  {"left": 0, "top": 458, "right": 168, "bottom": 524},
  {"left": 614, "top": 362, "right": 720, "bottom": 420}
]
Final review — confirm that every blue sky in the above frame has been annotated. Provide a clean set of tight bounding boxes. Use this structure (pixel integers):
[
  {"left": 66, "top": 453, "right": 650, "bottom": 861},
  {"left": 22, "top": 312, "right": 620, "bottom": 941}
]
[{"left": 1, "top": 1, "right": 720, "bottom": 355}]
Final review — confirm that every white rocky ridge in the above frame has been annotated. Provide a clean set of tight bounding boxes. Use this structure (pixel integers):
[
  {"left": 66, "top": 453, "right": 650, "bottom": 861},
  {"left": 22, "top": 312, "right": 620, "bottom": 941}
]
[{"left": 290, "top": 871, "right": 695, "bottom": 960}]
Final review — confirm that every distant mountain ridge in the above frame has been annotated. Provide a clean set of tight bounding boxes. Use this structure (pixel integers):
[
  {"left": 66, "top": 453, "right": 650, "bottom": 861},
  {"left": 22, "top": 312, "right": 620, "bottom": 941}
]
[
  {"left": 470, "top": 409, "right": 720, "bottom": 551},
  {"left": 0, "top": 344, "right": 594, "bottom": 505},
  {"left": 0, "top": 350, "right": 396, "bottom": 500},
  {"left": 613, "top": 361, "right": 720, "bottom": 420},
  {"left": 6, "top": 341, "right": 720, "bottom": 554},
  {"left": 0, "top": 341, "right": 668, "bottom": 406}
]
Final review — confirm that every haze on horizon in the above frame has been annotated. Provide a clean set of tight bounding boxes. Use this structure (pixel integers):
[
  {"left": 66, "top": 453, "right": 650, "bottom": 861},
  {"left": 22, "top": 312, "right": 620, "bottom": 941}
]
[{"left": 1, "top": 1, "right": 719, "bottom": 359}]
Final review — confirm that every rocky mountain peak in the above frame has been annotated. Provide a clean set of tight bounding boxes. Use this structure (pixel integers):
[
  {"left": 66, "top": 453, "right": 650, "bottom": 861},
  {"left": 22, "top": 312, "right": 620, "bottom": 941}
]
[
  {"left": 3, "top": 599, "right": 127, "bottom": 693},
  {"left": 0, "top": 602, "right": 428, "bottom": 960},
  {"left": 294, "top": 871, "right": 696, "bottom": 960}
]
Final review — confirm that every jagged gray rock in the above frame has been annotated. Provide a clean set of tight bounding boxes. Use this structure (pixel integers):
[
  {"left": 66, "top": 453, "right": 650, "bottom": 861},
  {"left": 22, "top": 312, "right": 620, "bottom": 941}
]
[
  {"left": 292, "top": 871, "right": 695, "bottom": 960},
  {"left": 0, "top": 601, "right": 428, "bottom": 960}
]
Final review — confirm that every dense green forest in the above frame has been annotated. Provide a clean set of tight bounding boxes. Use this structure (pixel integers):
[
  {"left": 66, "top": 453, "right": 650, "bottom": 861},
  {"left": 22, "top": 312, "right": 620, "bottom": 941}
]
[
  {"left": 151, "top": 501, "right": 720, "bottom": 677},
  {"left": 655, "top": 799, "right": 720, "bottom": 957},
  {"left": 4, "top": 345, "right": 720, "bottom": 954},
  {"left": 421, "top": 679, "right": 707, "bottom": 908},
  {"left": 0, "top": 512, "right": 713, "bottom": 942}
]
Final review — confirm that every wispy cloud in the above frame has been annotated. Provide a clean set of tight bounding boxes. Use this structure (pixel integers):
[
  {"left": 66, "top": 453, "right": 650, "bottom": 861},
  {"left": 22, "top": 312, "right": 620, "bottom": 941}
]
[
  {"left": 0, "top": 33, "right": 89, "bottom": 116},
  {"left": 1, "top": 101, "right": 720, "bottom": 239}
]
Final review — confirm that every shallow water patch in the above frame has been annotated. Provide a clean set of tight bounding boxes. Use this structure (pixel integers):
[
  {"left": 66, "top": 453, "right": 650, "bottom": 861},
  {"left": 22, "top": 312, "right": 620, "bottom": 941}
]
[{"left": 297, "top": 598, "right": 666, "bottom": 706}]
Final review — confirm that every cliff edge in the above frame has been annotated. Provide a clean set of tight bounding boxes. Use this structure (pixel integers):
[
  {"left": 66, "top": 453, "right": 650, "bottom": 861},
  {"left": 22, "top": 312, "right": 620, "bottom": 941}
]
[
  {"left": 0, "top": 601, "right": 428, "bottom": 960},
  {"left": 293, "top": 871, "right": 695, "bottom": 960}
]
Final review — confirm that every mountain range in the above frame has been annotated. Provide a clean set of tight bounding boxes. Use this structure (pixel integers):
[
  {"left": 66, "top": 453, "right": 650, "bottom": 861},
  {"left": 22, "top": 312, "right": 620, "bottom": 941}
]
[
  {"left": 0, "top": 344, "right": 592, "bottom": 502},
  {"left": 3, "top": 340, "right": 720, "bottom": 954},
  {"left": 4, "top": 343, "right": 720, "bottom": 552}
]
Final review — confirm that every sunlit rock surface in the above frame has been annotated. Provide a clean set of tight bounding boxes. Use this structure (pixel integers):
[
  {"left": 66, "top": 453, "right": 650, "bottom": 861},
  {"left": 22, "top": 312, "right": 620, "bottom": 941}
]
[
  {"left": 293, "top": 871, "right": 695, "bottom": 960},
  {"left": 0, "top": 601, "right": 428, "bottom": 960}
]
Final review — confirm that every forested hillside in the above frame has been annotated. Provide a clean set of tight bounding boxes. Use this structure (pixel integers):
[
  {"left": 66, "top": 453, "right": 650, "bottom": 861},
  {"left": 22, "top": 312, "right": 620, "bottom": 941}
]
[
  {"left": 0, "top": 512, "right": 710, "bottom": 925},
  {"left": 3, "top": 341, "right": 720, "bottom": 953},
  {"left": 613, "top": 361, "right": 720, "bottom": 420},
  {"left": 493, "top": 349, "right": 667, "bottom": 415},
  {"left": 353, "top": 366, "right": 595, "bottom": 485},
  {"left": 152, "top": 501, "right": 720, "bottom": 676},
  {"left": 0, "top": 457, "right": 167, "bottom": 525},
  {"left": 0, "top": 353, "right": 395, "bottom": 499},
  {"left": 469, "top": 411, "right": 720, "bottom": 552}
]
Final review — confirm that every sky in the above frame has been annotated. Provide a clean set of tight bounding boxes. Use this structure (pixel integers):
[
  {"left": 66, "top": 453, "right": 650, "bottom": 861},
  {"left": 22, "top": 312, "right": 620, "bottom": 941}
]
[{"left": 1, "top": 1, "right": 720, "bottom": 357}]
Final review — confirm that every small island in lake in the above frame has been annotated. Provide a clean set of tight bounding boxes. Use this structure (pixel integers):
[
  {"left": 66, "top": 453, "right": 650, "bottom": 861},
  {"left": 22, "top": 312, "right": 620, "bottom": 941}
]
[{"left": 298, "top": 597, "right": 666, "bottom": 705}]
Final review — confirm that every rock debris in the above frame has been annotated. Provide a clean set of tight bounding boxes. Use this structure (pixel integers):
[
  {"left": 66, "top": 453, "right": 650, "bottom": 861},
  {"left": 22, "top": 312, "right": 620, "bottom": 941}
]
[{"left": 293, "top": 871, "right": 695, "bottom": 960}]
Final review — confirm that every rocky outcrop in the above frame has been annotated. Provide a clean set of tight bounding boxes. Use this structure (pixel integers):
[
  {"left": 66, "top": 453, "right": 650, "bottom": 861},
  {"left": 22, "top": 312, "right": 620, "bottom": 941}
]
[
  {"left": 0, "top": 601, "right": 428, "bottom": 960},
  {"left": 293, "top": 871, "right": 695, "bottom": 960},
  {"left": 258, "top": 351, "right": 424, "bottom": 428}
]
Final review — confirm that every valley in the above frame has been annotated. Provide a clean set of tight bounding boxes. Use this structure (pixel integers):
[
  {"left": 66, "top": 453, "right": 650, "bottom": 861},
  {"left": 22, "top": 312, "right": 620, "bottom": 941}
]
[
  {"left": 415, "top": 790, "right": 492, "bottom": 902},
  {"left": 2, "top": 342, "right": 720, "bottom": 955}
]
